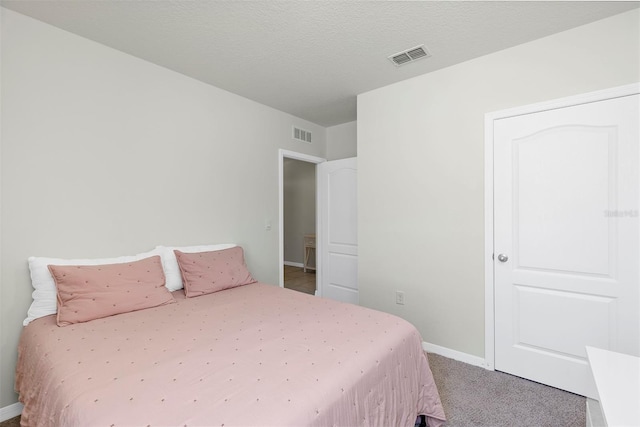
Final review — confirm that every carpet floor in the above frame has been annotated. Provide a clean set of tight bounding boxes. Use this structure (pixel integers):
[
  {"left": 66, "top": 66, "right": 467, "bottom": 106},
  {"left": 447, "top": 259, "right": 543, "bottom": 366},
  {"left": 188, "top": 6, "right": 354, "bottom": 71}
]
[
  {"left": 427, "top": 353, "right": 586, "bottom": 426},
  {"left": 0, "top": 353, "right": 586, "bottom": 427},
  {"left": 0, "top": 415, "right": 18, "bottom": 427}
]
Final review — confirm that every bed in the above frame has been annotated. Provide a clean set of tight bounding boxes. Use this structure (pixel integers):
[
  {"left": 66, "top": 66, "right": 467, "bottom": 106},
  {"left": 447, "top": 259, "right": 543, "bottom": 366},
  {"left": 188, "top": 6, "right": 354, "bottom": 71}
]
[{"left": 16, "top": 247, "right": 445, "bottom": 426}]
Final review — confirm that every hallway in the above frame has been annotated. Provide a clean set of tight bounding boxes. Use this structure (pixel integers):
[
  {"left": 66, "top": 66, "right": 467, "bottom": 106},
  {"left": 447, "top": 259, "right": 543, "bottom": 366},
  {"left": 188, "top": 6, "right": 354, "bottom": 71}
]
[{"left": 283, "top": 265, "right": 316, "bottom": 295}]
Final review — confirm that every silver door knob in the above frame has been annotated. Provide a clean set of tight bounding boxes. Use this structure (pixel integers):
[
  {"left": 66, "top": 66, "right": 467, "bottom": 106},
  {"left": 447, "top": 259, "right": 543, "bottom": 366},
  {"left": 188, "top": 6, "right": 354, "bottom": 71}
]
[{"left": 497, "top": 254, "right": 509, "bottom": 262}]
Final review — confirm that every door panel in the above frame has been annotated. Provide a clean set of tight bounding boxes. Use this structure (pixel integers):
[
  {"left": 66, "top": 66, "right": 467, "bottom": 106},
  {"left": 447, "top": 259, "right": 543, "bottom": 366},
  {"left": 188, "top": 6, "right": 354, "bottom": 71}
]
[
  {"left": 514, "top": 285, "right": 615, "bottom": 357},
  {"left": 494, "top": 94, "right": 639, "bottom": 398},
  {"left": 328, "top": 169, "right": 357, "bottom": 245},
  {"left": 319, "top": 158, "right": 358, "bottom": 304},
  {"left": 515, "top": 127, "right": 614, "bottom": 275},
  {"left": 326, "top": 253, "right": 358, "bottom": 304}
]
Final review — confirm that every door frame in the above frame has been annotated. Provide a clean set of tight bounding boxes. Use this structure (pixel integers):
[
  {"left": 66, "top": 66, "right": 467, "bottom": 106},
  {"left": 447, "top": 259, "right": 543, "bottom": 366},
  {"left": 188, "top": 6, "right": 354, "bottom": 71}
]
[
  {"left": 484, "top": 83, "right": 639, "bottom": 371},
  {"left": 278, "top": 149, "right": 326, "bottom": 291}
]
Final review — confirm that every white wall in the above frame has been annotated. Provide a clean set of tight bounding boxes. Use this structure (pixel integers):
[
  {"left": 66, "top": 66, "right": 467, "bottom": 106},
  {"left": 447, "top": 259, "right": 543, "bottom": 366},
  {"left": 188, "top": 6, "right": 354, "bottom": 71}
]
[
  {"left": 0, "top": 8, "right": 326, "bottom": 408},
  {"left": 326, "top": 120, "right": 357, "bottom": 160},
  {"left": 358, "top": 10, "right": 639, "bottom": 359},
  {"left": 283, "top": 158, "right": 316, "bottom": 265}
]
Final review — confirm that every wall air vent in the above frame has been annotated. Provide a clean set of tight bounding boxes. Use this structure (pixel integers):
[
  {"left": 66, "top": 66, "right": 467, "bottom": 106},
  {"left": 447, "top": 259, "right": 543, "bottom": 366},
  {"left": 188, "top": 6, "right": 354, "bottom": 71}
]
[
  {"left": 388, "top": 45, "right": 431, "bottom": 67},
  {"left": 292, "top": 126, "right": 312, "bottom": 143}
]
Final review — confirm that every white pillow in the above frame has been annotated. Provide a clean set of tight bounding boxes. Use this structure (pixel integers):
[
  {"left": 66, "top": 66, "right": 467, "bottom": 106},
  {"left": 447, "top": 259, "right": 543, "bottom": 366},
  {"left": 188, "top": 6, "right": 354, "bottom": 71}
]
[
  {"left": 25, "top": 248, "right": 162, "bottom": 326},
  {"left": 155, "top": 244, "right": 236, "bottom": 291}
]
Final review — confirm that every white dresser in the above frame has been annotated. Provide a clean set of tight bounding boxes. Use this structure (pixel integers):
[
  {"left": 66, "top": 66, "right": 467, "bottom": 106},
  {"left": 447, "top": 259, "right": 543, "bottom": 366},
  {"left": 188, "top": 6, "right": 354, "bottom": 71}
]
[{"left": 586, "top": 346, "right": 640, "bottom": 427}]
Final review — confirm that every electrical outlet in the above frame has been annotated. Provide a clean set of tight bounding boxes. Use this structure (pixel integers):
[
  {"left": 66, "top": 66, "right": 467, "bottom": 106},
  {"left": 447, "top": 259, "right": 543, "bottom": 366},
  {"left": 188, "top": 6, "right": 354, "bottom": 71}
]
[{"left": 395, "top": 291, "right": 405, "bottom": 305}]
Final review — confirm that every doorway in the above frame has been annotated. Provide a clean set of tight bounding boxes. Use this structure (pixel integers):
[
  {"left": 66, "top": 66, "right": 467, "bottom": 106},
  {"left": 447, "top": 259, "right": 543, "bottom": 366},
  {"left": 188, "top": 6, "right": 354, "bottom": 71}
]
[
  {"left": 283, "top": 157, "right": 317, "bottom": 295},
  {"left": 278, "top": 150, "right": 325, "bottom": 294}
]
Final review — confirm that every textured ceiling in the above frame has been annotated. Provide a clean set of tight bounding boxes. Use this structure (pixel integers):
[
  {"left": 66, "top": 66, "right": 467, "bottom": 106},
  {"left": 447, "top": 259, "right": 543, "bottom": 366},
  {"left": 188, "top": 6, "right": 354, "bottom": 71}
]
[{"left": 2, "top": 1, "right": 637, "bottom": 126}]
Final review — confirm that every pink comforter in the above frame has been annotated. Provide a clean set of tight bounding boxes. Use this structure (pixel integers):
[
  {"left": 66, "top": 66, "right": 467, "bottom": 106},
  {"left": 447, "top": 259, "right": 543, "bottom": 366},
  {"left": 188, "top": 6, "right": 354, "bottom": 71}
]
[{"left": 16, "top": 283, "right": 445, "bottom": 426}]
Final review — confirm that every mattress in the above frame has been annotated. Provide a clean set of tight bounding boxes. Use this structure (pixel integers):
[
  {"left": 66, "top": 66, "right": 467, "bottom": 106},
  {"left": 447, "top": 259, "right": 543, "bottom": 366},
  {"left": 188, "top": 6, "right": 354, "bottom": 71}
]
[{"left": 16, "top": 283, "right": 445, "bottom": 426}]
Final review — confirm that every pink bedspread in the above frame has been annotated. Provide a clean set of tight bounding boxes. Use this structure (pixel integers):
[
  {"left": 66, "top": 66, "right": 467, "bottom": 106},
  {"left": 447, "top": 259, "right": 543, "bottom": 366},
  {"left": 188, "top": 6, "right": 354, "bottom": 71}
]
[{"left": 16, "top": 283, "right": 445, "bottom": 426}]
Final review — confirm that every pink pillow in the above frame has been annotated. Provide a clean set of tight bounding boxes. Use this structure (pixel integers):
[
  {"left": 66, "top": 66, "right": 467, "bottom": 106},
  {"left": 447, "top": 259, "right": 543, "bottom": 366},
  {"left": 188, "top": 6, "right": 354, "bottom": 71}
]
[
  {"left": 48, "top": 256, "right": 175, "bottom": 326},
  {"left": 174, "top": 246, "right": 256, "bottom": 298}
]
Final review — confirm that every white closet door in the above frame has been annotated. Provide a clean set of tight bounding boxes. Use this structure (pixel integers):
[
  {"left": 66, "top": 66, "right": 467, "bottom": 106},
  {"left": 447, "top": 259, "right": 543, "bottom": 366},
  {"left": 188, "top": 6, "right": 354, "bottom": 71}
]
[{"left": 493, "top": 94, "right": 639, "bottom": 398}]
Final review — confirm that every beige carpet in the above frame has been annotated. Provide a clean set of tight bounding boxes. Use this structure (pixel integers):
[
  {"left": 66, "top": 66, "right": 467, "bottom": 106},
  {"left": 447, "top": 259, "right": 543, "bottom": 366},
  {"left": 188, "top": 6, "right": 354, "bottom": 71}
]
[
  {"left": 427, "top": 353, "right": 586, "bottom": 426},
  {"left": 0, "top": 415, "right": 18, "bottom": 427}
]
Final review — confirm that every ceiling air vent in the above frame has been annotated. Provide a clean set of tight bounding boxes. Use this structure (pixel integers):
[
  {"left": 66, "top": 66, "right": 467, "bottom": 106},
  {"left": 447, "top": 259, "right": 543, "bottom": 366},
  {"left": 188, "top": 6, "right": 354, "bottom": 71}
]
[
  {"left": 293, "top": 126, "right": 312, "bottom": 143},
  {"left": 388, "top": 45, "right": 431, "bottom": 67}
]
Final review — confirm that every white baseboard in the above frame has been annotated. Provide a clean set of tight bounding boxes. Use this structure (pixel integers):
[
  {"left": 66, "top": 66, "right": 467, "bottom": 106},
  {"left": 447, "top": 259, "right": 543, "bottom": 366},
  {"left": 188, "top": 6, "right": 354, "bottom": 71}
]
[
  {"left": 423, "top": 341, "right": 489, "bottom": 369},
  {"left": 0, "top": 402, "right": 23, "bottom": 422},
  {"left": 586, "top": 398, "right": 605, "bottom": 427},
  {"left": 284, "top": 261, "right": 303, "bottom": 268}
]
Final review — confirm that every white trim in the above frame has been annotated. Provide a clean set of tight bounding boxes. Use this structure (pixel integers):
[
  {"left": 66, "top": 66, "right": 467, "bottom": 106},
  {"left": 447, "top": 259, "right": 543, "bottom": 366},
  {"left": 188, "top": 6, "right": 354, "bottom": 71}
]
[
  {"left": 484, "top": 106, "right": 496, "bottom": 371},
  {"left": 483, "top": 82, "right": 640, "bottom": 374},
  {"left": 486, "top": 83, "right": 640, "bottom": 122},
  {"left": 0, "top": 402, "right": 23, "bottom": 422},
  {"left": 586, "top": 398, "right": 605, "bottom": 427},
  {"left": 314, "top": 164, "right": 322, "bottom": 297},
  {"left": 278, "top": 150, "right": 325, "bottom": 291},
  {"left": 423, "top": 341, "right": 489, "bottom": 369},
  {"left": 283, "top": 261, "right": 304, "bottom": 268},
  {"left": 0, "top": 12, "right": 7, "bottom": 422}
]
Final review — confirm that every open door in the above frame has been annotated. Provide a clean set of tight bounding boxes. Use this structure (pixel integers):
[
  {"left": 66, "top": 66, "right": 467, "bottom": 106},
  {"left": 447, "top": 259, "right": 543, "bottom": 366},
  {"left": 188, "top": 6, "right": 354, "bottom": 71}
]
[{"left": 318, "top": 157, "right": 358, "bottom": 304}]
